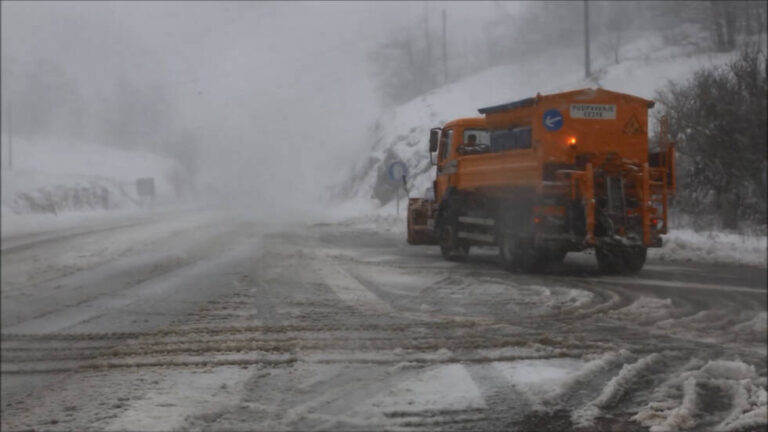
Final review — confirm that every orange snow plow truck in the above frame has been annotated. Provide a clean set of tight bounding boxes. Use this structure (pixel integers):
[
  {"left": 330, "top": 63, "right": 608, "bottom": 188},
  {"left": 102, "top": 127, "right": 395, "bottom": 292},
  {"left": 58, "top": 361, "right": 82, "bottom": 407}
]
[{"left": 407, "top": 88, "right": 676, "bottom": 274}]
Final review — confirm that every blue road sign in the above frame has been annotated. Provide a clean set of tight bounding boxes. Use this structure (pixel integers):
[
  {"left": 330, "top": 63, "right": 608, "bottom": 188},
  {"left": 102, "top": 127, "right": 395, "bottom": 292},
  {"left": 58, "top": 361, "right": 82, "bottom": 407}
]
[
  {"left": 387, "top": 161, "right": 409, "bottom": 182},
  {"left": 543, "top": 109, "right": 563, "bottom": 132}
]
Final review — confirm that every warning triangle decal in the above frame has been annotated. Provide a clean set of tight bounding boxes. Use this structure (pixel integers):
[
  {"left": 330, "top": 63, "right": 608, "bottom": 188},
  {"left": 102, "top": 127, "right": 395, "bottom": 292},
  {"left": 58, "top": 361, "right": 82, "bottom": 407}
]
[{"left": 623, "top": 115, "right": 644, "bottom": 135}]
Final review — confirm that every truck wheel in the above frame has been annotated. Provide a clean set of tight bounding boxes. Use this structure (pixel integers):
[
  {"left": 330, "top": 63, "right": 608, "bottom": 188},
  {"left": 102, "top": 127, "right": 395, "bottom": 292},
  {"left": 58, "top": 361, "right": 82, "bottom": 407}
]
[
  {"left": 596, "top": 246, "right": 623, "bottom": 274},
  {"left": 596, "top": 245, "right": 647, "bottom": 275},
  {"left": 439, "top": 225, "right": 469, "bottom": 262},
  {"left": 549, "top": 249, "right": 568, "bottom": 263},
  {"left": 517, "top": 249, "right": 548, "bottom": 273},
  {"left": 622, "top": 247, "right": 647, "bottom": 274},
  {"left": 499, "top": 236, "right": 547, "bottom": 273}
]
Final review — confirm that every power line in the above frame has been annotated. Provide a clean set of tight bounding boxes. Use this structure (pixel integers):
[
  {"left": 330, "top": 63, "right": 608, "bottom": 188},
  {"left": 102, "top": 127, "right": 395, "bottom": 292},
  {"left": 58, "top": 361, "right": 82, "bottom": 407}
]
[{"left": 7, "top": 102, "right": 12, "bottom": 170}]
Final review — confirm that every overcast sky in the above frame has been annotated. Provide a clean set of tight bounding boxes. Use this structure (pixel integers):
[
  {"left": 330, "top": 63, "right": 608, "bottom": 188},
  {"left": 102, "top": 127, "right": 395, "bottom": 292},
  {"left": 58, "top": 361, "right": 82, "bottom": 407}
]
[{"left": 1, "top": 1, "right": 518, "bottom": 214}]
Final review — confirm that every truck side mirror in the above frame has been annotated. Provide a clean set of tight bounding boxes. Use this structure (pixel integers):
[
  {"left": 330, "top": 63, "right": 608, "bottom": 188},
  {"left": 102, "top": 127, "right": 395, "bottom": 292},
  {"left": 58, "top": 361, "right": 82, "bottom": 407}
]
[{"left": 429, "top": 129, "right": 439, "bottom": 153}]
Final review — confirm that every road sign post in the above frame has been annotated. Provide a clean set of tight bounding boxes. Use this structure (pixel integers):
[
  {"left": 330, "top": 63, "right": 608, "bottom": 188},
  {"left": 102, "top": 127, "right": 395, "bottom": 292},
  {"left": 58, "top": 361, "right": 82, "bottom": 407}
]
[
  {"left": 387, "top": 161, "right": 409, "bottom": 218},
  {"left": 396, "top": 188, "right": 400, "bottom": 217},
  {"left": 7, "top": 102, "right": 12, "bottom": 170}
]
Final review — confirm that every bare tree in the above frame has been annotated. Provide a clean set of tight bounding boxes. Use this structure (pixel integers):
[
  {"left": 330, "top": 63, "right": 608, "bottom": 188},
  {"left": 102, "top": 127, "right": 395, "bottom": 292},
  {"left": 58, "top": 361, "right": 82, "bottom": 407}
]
[
  {"left": 649, "top": 1, "right": 765, "bottom": 52},
  {"left": 600, "top": 2, "right": 638, "bottom": 64},
  {"left": 655, "top": 45, "right": 767, "bottom": 228},
  {"left": 368, "top": 29, "right": 437, "bottom": 106}
]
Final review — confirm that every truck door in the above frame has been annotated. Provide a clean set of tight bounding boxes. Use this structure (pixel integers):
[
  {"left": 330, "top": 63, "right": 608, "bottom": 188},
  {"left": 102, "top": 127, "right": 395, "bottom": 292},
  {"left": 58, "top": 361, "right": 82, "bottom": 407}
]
[{"left": 435, "top": 128, "right": 455, "bottom": 203}]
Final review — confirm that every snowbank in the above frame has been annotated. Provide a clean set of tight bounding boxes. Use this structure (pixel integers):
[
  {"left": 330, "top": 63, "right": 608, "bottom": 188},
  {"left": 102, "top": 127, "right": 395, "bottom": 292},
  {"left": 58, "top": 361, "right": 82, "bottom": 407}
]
[
  {"left": 0, "top": 137, "right": 186, "bottom": 220},
  {"left": 649, "top": 229, "right": 767, "bottom": 268}
]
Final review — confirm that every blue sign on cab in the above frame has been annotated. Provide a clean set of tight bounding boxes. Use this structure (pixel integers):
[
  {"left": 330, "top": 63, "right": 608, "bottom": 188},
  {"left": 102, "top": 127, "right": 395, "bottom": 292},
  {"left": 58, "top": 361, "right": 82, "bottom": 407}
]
[{"left": 543, "top": 109, "right": 563, "bottom": 132}]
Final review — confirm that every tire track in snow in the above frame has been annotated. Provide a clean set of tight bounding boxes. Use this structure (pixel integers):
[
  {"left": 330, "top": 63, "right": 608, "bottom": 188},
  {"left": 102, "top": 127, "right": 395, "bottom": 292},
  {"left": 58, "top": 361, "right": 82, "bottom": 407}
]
[
  {"left": 631, "top": 359, "right": 768, "bottom": 432},
  {"left": 571, "top": 352, "right": 664, "bottom": 428},
  {"left": 1, "top": 220, "right": 149, "bottom": 254},
  {"left": 314, "top": 264, "right": 395, "bottom": 315}
]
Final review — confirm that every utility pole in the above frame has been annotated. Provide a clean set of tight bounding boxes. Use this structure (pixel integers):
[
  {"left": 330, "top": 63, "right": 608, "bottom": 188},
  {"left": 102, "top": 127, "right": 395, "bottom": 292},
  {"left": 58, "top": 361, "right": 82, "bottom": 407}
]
[
  {"left": 7, "top": 102, "right": 11, "bottom": 170},
  {"left": 442, "top": 9, "right": 448, "bottom": 84},
  {"left": 584, "top": 0, "right": 591, "bottom": 78},
  {"left": 424, "top": 2, "right": 432, "bottom": 86}
]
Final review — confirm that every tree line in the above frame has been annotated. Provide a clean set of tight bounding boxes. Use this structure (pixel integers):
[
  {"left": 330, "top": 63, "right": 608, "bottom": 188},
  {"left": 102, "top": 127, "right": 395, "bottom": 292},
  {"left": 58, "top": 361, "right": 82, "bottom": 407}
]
[
  {"left": 368, "top": 1, "right": 767, "bottom": 107},
  {"left": 656, "top": 44, "right": 766, "bottom": 230}
]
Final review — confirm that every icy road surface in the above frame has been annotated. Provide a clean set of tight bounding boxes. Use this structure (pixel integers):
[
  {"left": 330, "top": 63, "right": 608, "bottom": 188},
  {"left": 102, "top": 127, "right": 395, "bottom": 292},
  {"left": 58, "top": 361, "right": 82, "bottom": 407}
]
[{"left": 1, "top": 212, "right": 766, "bottom": 431}]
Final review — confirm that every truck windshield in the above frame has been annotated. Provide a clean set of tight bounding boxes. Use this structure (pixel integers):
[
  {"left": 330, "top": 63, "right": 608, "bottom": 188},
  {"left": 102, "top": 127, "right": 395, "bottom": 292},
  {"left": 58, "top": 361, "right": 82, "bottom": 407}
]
[
  {"left": 491, "top": 125, "right": 532, "bottom": 151},
  {"left": 463, "top": 129, "right": 491, "bottom": 146}
]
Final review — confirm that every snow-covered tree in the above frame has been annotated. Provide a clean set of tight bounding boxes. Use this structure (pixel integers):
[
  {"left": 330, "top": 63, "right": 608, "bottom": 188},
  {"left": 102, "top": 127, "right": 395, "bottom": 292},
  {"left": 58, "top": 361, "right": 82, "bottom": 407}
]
[{"left": 656, "top": 45, "right": 767, "bottom": 229}]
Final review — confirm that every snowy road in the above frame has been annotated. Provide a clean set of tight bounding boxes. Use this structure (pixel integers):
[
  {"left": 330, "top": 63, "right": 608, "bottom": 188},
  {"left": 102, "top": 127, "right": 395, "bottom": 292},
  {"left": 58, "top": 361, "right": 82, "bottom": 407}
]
[{"left": 1, "top": 212, "right": 766, "bottom": 431}]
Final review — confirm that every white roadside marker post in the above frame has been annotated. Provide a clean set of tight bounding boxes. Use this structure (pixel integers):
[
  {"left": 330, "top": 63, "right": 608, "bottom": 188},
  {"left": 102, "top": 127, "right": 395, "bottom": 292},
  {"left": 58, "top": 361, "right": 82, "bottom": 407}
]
[
  {"left": 399, "top": 174, "right": 409, "bottom": 218},
  {"left": 396, "top": 188, "right": 400, "bottom": 217}
]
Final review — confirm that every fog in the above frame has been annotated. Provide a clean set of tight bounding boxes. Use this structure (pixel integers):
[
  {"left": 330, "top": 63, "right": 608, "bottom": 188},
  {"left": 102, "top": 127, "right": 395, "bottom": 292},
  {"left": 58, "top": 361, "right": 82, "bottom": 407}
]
[{"left": 1, "top": 1, "right": 506, "bottom": 218}]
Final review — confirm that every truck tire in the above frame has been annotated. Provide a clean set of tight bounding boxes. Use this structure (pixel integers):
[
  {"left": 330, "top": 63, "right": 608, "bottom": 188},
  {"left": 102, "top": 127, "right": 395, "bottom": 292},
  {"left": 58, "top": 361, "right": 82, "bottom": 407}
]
[
  {"left": 622, "top": 246, "right": 647, "bottom": 274},
  {"left": 548, "top": 249, "right": 568, "bottom": 263},
  {"left": 439, "top": 225, "right": 469, "bottom": 262},
  {"left": 596, "top": 245, "right": 647, "bottom": 275},
  {"left": 596, "top": 246, "right": 623, "bottom": 274},
  {"left": 436, "top": 194, "right": 469, "bottom": 262},
  {"left": 499, "top": 236, "right": 547, "bottom": 273}
]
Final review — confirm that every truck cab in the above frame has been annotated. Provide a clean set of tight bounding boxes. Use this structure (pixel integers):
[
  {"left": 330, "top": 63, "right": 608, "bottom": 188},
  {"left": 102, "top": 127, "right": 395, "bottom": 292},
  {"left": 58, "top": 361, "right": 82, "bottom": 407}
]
[{"left": 432, "top": 118, "right": 490, "bottom": 204}]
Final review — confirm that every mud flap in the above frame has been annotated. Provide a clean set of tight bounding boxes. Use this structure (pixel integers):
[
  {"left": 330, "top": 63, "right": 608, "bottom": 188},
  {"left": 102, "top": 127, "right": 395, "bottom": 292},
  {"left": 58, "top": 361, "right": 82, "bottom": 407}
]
[{"left": 407, "top": 198, "right": 438, "bottom": 245}]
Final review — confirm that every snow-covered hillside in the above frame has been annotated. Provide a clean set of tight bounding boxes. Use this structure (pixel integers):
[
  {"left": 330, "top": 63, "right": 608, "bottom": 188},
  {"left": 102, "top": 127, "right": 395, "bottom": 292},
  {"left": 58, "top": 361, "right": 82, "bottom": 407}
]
[
  {"left": 343, "top": 32, "right": 741, "bottom": 205},
  {"left": 337, "top": 32, "right": 767, "bottom": 268},
  {"left": 1, "top": 137, "right": 187, "bottom": 229}
]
